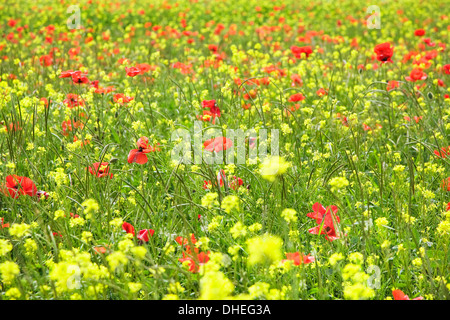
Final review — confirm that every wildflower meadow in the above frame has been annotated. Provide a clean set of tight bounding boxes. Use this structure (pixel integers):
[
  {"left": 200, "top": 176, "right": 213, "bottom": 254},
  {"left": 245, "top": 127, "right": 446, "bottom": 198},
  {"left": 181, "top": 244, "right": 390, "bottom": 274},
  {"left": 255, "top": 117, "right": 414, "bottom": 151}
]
[{"left": 0, "top": 0, "right": 449, "bottom": 302}]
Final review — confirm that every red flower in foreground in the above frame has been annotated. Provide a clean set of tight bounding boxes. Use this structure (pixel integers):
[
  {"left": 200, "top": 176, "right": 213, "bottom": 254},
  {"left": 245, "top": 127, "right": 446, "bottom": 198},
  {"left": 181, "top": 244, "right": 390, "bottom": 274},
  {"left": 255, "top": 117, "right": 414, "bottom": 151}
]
[
  {"left": 176, "top": 234, "right": 197, "bottom": 246},
  {"left": 64, "top": 94, "right": 84, "bottom": 108},
  {"left": 87, "top": 162, "right": 113, "bottom": 179},
  {"left": 197, "top": 100, "right": 221, "bottom": 124},
  {"left": 203, "top": 137, "right": 233, "bottom": 152},
  {"left": 290, "top": 74, "right": 303, "bottom": 87},
  {"left": 414, "top": 29, "right": 425, "bottom": 37},
  {"left": 336, "top": 113, "right": 348, "bottom": 127},
  {"left": 2, "top": 175, "right": 38, "bottom": 198},
  {"left": 307, "top": 202, "right": 341, "bottom": 241},
  {"left": 291, "top": 45, "right": 313, "bottom": 59},
  {"left": 374, "top": 42, "right": 394, "bottom": 63},
  {"left": 288, "top": 93, "right": 305, "bottom": 102},
  {"left": 405, "top": 69, "right": 427, "bottom": 82},
  {"left": 392, "top": 289, "right": 424, "bottom": 300},
  {"left": 282, "top": 252, "right": 315, "bottom": 265},
  {"left": 387, "top": 80, "right": 400, "bottom": 91},
  {"left": 122, "top": 222, "right": 135, "bottom": 237},
  {"left": 137, "top": 229, "right": 155, "bottom": 242},
  {"left": 39, "top": 54, "right": 53, "bottom": 67},
  {"left": 443, "top": 64, "right": 450, "bottom": 75},
  {"left": 59, "top": 70, "right": 75, "bottom": 78},
  {"left": 71, "top": 71, "right": 89, "bottom": 84},
  {"left": 316, "top": 88, "right": 328, "bottom": 97},
  {"left": 179, "top": 251, "right": 210, "bottom": 273},
  {"left": 1, "top": 217, "right": 10, "bottom": 229},
  {"left": 94, "top": 246, "right": 108, "bottom": 254},
  {"left": 125, "top": 66, "right": 141, "bottom": 77},
  {"left": 441, "top": 177, "right": 450, "bottom": 191},
  {"left": 307, "top": 202, "right": 338, "bottom": 221},
  {"left": 113, "top": 93, "right": 134, "bottom": 105},
  {"left": 228, "top": 176, "right": 244, "bottom": 190},
  {"left": 128, "top": 136, "right": 160, "bottom": 164},
  {"left": 434, "top": 146, "right": 450, "bottom": 158}
]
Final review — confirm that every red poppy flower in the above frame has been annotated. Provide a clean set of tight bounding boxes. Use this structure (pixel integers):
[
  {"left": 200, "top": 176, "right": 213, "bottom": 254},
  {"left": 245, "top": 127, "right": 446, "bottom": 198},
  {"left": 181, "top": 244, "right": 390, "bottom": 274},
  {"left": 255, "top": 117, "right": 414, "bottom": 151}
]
[
  {"left": 70, "top": 212, "right": 80, "bottom": 219},
  {"left": 137, "top": 229, "right": 155, "bottom": 242},
  {"left": 441, "top": 177, "right": 450, "bottom": 191},
  {"left": 61, "top": 119, "right": 84, "bottom": 136},
  {"left": 282, "top": 252, "right": 315, "bottom": 265},
  {"left": 288, "top": 93, "right": 305, "bottom": 102},
  {"left": 307, "top": 202, "right": 339, "bottom": 222},
  {"left": 208, "top": 44, "right": 218, "bottom": 52},
  {"left": 40, "top": 97, "right": 49, "bottom": 108},
  {"left": 307, "top": 202, "right": 341, "bottom": 241},
  {"left": 94, "top": 246, "right": 108, "bottom": 254},
  {"left": 423, "top": 38, "right": 435, "bottom": 47},
  {"left": 316, "top": 88, "right": 328, "bottom": 97},
  {"left": 336, "top": 113, "right": 349, "bottom": 127},
  {"left": 39, "top": 54, "right": 53, "bottom": 67},
  {"left": 203, "top": 137, "right": 233, "bottom": 152},
  {"left": 290, "top": 74, "right": 303, "bottom": 87},
  {"left": 405, "top": 68, "right": 427, "bottom": 82},
  {"left": 228, "top": 176, "right": 244, "bottom": 190},
  {"left": 122, "top": 222, "right": 135, "bottom": 236},
  {"left": 1, "top": 217, "right": 10, "bottom": 229},
  {"left": 179, "top": 251, "right": 210, "bottom": 273},
  {"left": 175, "top": 234, "right": 197, "bottom": 246},
  {"left": 63, "top": 94, "right": 84, "bottom": 108},
  {"left": 127, "top": 136, "right": 159, "bottom": 164},
  {"left": 71, "top": 71, "right": 89, "bottom": 84},
  {"left": 434, "top": 146, "right": 450, "bottom": 158},
  {"left": 2, "top": 175, "right": 38, "bottom": 198},
  {"left": 414, "top": 29, "right": 425, "bottom": 36},
  {"left": 87, "top": 162, "right": 113, "bottom": 179},
  {"left": 95, "top": 86, "right": 115, "bottom": 94},
  {"left": 125, "top": 66, "right": 141, "bottom": 77},
  {"left": 198, "top": 99, "right": 221, "bottom": 124},
  {"left": 443, "top": 64, "right": 450, "bottom": 75},
  {"left": 3, "top": 122, "right": 22, "bottom": 132},
  {"left": 291, "top": 45, "right": 313, "bottom": 59},
  {"left": 59, "top": 70, "right": 75, "bottom": 78},
  {"left": 413, "top": 116, "right": 423, "bottom": 123},
  {"left": 202, "top": 180, "right": 212, "bottom": 190},
  {"left": 392, "top": 289, "right": 424, "bottom": 300},
  {"left": 374, "top": 42, "right": 394, "bottom": 63},
  {"left": 113, "top": 93, "right": 134, "bottom": 105},
  {"left": 387, "top": 80, "right": 400, "bottom": 91}
]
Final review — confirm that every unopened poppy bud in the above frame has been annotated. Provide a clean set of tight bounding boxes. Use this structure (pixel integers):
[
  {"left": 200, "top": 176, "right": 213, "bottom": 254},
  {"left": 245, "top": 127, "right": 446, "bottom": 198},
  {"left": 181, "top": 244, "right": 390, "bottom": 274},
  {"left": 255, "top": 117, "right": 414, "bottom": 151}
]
[
  {"left": 109, "top": 157, "right": 118, "bottom": 163},
  {"left": 427, "top": 92, "right": 433, "bottom": 99}
]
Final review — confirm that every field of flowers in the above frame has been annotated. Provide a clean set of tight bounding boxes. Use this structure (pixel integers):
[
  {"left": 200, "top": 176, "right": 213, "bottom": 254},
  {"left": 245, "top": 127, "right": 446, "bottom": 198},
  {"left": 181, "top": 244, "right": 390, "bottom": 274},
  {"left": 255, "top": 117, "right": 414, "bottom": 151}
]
[{"left": 0, "top": 0, "right": 449, "bottom": 301}]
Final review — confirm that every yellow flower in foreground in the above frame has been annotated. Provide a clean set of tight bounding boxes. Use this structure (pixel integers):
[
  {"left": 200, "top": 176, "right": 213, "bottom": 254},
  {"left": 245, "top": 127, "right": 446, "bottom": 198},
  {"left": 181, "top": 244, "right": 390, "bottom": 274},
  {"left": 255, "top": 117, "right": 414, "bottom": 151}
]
[
  {"left": 259, "top": 156, "right": 291, "bottom": 182},
  {"left": 199, "top": 270, "right": 234, "bottom": 300},
  {"left": 246, "top": 234, "right": 283, "bottom": 266},
  {"left": 9, "top": 223, "right": 31, "bottom": 239},
  {"left": 281, "top": 208, "right": 297, "bottom": 223},
  {"left": 0, "top": 261, "right": 20, "bottom": 284},
  {"left": 0, "top": 239, "right": 13, "bottom": 256}
]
